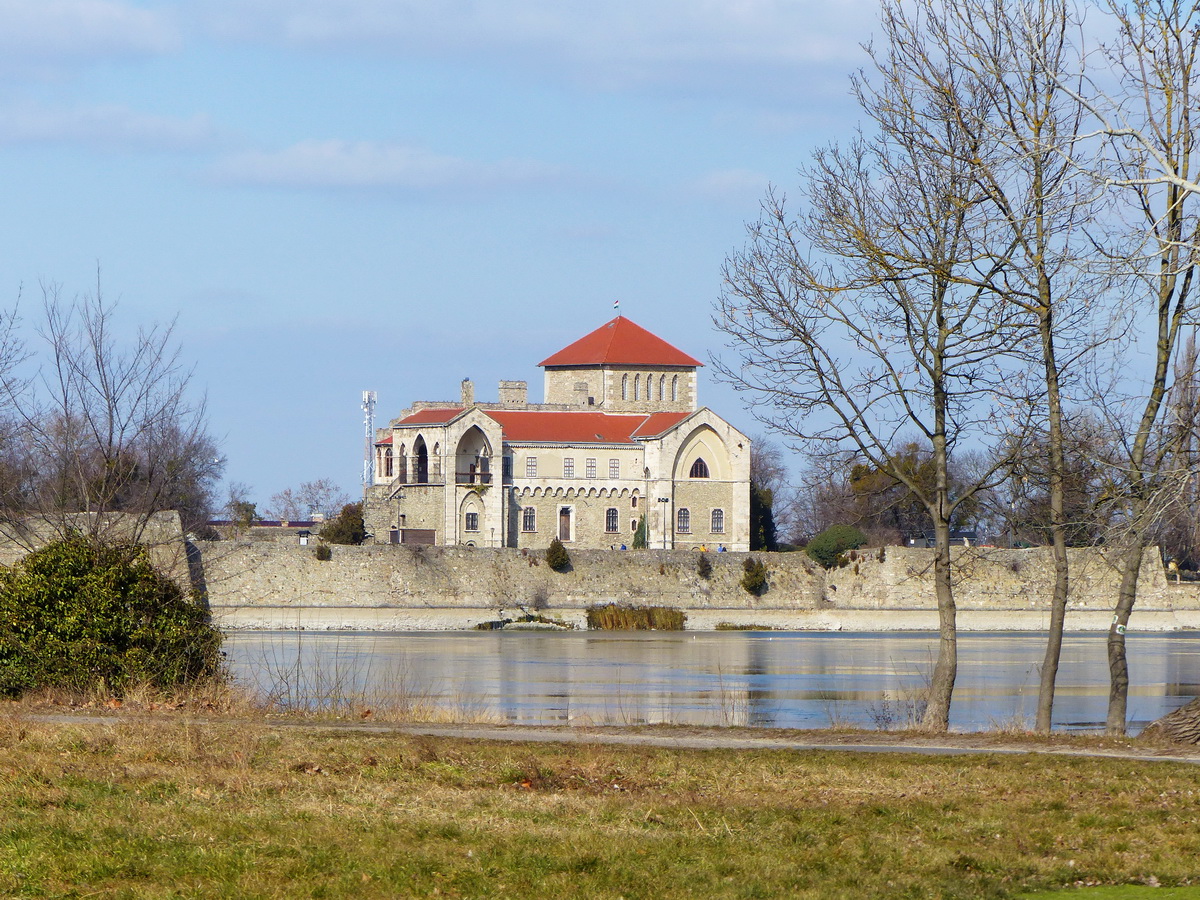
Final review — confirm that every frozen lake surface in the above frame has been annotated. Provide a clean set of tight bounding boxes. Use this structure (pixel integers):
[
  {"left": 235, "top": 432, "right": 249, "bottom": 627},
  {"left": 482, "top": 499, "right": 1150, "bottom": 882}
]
[{"left": 223, "top": 630, "right": 1200, "bottom": 732}]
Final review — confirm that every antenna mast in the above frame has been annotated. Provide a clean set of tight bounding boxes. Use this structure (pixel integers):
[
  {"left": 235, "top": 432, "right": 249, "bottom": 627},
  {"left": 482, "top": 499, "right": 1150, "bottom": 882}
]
[{"left": 362, "top": 390, "right": 377, "bottom": 487}]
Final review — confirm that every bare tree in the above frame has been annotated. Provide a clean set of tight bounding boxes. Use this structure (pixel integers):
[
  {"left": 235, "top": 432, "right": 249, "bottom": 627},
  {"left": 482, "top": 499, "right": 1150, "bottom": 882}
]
[
  {"left": 267, "top": 478, "right": 351, "bottom": 522},
  {"left": 0, "top": 282, "right": 221, "bottom": 544},
  {"left": 1074, "top": 1, "right": 1200, "bottom": 734},
  {"left": 714, "top": 0, "right": 1029, "bottom": 730}
]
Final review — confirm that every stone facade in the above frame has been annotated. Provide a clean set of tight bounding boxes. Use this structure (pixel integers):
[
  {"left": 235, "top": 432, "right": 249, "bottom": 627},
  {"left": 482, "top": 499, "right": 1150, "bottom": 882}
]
[{"left": 366, "top": 317, "right": 751, "bottom": 551}]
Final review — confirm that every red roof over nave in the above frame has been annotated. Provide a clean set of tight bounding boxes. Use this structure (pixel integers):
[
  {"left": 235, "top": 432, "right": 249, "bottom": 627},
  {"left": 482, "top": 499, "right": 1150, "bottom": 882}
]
[
  {"left": 392, "top": 407, "right": 692, "bottom": 444},
  {"left": 537, "top": 316, "right": 703, "bottom": 368}
]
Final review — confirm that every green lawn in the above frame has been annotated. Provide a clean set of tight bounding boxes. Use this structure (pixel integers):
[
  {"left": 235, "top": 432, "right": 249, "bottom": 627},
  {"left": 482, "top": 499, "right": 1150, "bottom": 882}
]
[{"left": 2, "top": 714, "right": 1199, "bottom": 898}]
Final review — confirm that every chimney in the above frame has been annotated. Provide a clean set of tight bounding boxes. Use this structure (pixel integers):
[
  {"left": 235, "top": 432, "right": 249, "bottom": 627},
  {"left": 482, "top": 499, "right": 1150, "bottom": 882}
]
[
  {"left": 461, "top": 378, "right": 475, "bottom": 406},
  {"left": 498, "top": 380, "right": 527, "bottom": 407}
]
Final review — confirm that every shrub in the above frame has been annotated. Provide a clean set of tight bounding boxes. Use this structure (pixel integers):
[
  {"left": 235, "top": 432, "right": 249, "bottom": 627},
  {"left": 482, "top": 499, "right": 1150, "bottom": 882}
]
[
  {"left": 546, "top": 537, "right": 570, "bottom": 571},
  {"left": 697, "top": 553, "right": 713, "bottom": 580},
  {"left": 632, "top": 515, "right": 647, "bottom": 549},
  {"left": 585, "top": 604, "right": 686, "bottom": 630},
  {"left": 321, "top": 502, "right": 367, "bottom": 545},
  {"left": 0, "top": 535, "right": 222, "bottom": 697},
  {"left": 314, "top": 544, "right": 332, "bottom": 561},
  {"left": 805, "top": 525, "right": 868, "bottom": 569},
  {"left": 741, "top": 556, "right": 768, "bottom": 595}
]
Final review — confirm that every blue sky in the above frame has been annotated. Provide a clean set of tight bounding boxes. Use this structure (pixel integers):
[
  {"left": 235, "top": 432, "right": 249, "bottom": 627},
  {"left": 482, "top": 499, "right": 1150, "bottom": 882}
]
[{"left": 0, "top": 0, "right": 878, "bottom": 511}]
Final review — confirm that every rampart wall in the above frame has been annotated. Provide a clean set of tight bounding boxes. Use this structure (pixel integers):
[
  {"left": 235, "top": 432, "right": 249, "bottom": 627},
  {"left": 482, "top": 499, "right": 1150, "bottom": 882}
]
[{"left": 197, "top": 541, "right": 1200, "bottom": 630}]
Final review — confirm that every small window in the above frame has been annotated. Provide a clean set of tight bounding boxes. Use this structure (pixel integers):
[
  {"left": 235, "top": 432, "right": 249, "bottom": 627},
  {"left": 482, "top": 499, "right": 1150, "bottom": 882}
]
[
  {"left": 465, "top": 512, "right": 479, "bottom": 532},
  {"left": 609, "top": 458, "right": 620, "bottom": 479},
  {"left": 711, "top": 509, "right": 725, "bottom": 533},
  {"left": 658, "top": 375, "right": 665, "bottom": 401},
  {"left": 586, "top": 458, "right": 597, "bottom": 479},
  {"left": 671, "top": 375, "right": 678, "bottom": 402},
  {"left": 677, "top": 508, "right": 691, "bottom": 533},
  {"left": 384, "top": 448, "right": 394, "bottom": 477},
  {"left": 526, "top": 456, "right": 538, "bottom": 477},
  {"left": 689, "top": 458, "right": 710, "bottom": 479},
  {"left": 522, "top": 507, "right": 536, "bottom": 532},
  {"left": 563, "top": 457, "right": 575, "bottom": 478},
  {"left": 634, "top": 374, "right": 641, "bottom": 400},
  {"left": 605, "top": 508, "right": 619, "bottom": 533},
  {"left": 631, "top": 519, "right": 638, "bottom": 533},
  {"left": 631, "top": 495, "right": 638, "bottom": 509},
  {"left": 622, "top": 373, "right": 629, "bottom": 401},
  {"left": 503, "top": 456, "right": 513, "bottom": 478}
]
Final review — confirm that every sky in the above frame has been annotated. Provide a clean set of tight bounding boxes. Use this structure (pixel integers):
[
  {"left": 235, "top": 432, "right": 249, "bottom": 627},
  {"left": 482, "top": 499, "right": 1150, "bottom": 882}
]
[{"left": 0, "top": 0, "right": 881, "bottom": 514}]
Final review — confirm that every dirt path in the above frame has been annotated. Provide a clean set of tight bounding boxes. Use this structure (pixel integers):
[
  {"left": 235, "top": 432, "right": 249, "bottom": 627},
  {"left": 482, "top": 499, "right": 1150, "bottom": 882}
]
[{"left": 19, "top": 711, "right": 1200, "bottom": 765}]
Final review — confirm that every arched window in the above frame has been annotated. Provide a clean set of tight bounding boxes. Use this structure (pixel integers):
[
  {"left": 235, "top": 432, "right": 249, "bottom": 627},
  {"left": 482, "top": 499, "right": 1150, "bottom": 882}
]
[
  {"left": 605, "top": 508, "right": 619, "bottom": 533},
  {"left": 676, "top": 508, "right": 691, "bottom": 533},
  {"left": 644, "top": 376, "right": 651, "bottom": 401},
  {"left": 522, "top": 507, "right": 536, "bottom": 532},
  {"left": 658, "top": 375, "right": 665, "bottom": 401},
  {"left": 633, "top": 374, "right": 640, "bottom": 401},
  {"left": 622, "top": 373, "right": 628, "bottom": 400},
  {"left": 671, "top": 375, "right": 679, "bottom": 402},
  {"left": 711, "top": 509, "right": 725, "bottom": 533},
  {"left": 384, "top": 447, "right": 394, "bottom": 478},
  {"left": 689, "top": 458, "right": 710, "bottom": 478}
]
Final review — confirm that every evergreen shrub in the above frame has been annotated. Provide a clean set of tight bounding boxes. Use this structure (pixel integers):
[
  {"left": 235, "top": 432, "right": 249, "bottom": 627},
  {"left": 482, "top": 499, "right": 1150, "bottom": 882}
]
[
  {"left": 741, "top": 556, "right": 768, "bottom": 595},
  {"left": 805, "top": 525, "right": 869, "bottom": 569},
  {"left": 0, "top": 535, "right": 222, "bottom": 697},
  {"left": 321, "top": 503, "right": 367, "bottom": 545},
  {"left": 546, "top": 538, "right": 570, "bottom": 571}
]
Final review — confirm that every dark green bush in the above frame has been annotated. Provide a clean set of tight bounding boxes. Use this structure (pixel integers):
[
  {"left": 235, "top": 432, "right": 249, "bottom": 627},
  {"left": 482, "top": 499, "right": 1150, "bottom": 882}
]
[
  {"left": 585, "top": 604, "right": 686, "bottom": 630},
  {"left": 632, "top": 516, "right": 647, "bottom": 549},
  {"left": 805, "top": 525, "right": 869, "bottom": 569},
  {"left": 741, "top": 556, "right": 768, "bottom": 595},
  {"left": 697, "top": 553, "right": 713, "bottom": 580},
  {"left": 0, "top": 535, "right": 222, "bottom": 697},
  {"left": 314, "top": 544, "right": 332, "bottom": 561},
  {"left": 321, "top": 502, "right": 366, "bottom": 545},
  {"left": 546, "top": 537, "right": 570, "bottom": 571}
]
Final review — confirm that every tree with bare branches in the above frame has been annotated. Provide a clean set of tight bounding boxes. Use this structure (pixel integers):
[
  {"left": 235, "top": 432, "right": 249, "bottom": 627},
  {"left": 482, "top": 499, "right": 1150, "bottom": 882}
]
[{"left": 715, "top": 0, "right": 1030, "bottom": 730}]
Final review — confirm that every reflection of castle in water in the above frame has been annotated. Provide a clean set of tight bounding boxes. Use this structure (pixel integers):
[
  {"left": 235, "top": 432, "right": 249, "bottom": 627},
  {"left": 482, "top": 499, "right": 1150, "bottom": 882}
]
[{"left": 226, "top": 632, "right": 1200, "bottom": 731}]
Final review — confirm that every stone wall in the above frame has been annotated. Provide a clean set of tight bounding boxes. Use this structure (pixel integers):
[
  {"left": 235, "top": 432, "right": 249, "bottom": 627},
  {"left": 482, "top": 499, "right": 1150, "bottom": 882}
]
[{"left": 198, "top": 541, "right": 1192, "bottom": 622}]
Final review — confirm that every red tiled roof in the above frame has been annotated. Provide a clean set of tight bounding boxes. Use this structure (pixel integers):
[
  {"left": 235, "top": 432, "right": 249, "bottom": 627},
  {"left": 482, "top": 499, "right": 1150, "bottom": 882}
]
[
  {"left": 391, "top": 406, "right": 692, "bottom": 444},
  {"left": 484, "top": 410, "right": 690, "bottom": 443},
  {"left": 396, "top": 408, "right": 465, "bottom": 426},
  {"left": 374, "top": 435, "right": 393, "bottom": 446},
  {"left": 537, "top": 316, "right": 703, "bottom": 368},
  {"left": 632, "top": 411, "right": 694, "bottom": 438}
]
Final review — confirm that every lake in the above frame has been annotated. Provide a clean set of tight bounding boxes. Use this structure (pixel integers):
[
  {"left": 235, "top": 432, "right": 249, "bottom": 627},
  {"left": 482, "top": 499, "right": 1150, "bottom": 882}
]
[{"left": 222, "top": 630, "right": 1200, "bottom": 732}]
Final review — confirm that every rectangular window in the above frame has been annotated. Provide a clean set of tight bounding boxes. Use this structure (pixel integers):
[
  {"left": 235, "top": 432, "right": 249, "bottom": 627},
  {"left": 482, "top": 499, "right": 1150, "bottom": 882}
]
[
  {"left": 503, "top": 456, "right": 513, "bottom": 478},
  {"left": 711, "top": 509, "right": 725, "bottom": 533},
  {"left": 586, "top": 458, "right": 597, "bottom": 479},
  {"left": 522, "top": 507, "right": 536, "bottom": 532},
  {"left": 677, "top": 508, "right": 691, "bottom": 533},
  {"left": 526, "top": 456, "right": 538, "bottom": 477},
  {"left": 605, "top": 508, "right": 619, "bottom": 532},
  {"left": 563, "top": 457, "right": 575, "bottom": 478},
  {"left": 609, "top": 458, "right": 620, "bottom": 479},
  {"left": 465, "top": 512, "right": 479, "bottom": 532}
]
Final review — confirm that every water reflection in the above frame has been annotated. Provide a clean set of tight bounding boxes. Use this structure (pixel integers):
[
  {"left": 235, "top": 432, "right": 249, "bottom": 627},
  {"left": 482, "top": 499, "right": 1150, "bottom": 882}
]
[{"left": 223, "top": 630, "right": 1200, "bottom": 733}]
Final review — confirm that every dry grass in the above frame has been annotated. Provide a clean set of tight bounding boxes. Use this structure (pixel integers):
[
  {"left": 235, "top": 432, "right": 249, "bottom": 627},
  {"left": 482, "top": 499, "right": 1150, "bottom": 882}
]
[{"left": 2, "top": 709, "right": 1200, "bottom": 898}]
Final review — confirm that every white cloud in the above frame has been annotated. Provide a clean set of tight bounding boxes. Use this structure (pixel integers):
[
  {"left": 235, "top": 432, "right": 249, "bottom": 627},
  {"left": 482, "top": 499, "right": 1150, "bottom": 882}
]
[
  {"left": 690, "top": 168, "right": 770, "bottom": 205},
  {"left": 195, "top": 0, "right": 873, "bottom": 94},
  {"left": 208, "top": 139, "right": 568, "bottom": 192},
  {"left": 0, "top": 103, "right": 216, "bottom": 151},
  {"left": 0, "top": 0, "right": 178, "bottom": 66}
]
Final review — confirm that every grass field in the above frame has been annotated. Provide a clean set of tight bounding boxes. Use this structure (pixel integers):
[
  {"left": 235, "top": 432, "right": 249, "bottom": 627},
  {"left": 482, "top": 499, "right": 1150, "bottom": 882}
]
[{"left": 2, "top": 711, "right": 1200, "bottom": 899}]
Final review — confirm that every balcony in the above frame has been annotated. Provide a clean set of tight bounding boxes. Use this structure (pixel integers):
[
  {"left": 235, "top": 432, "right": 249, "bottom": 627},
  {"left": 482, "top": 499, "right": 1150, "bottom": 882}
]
[{"left": 455, "top": 471, "right": 493, "bottom": 485}]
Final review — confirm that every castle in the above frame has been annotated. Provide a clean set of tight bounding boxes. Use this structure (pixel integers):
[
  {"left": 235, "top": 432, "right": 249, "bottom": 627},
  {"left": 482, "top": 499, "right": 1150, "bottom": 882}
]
[{"left": 364, "top": 316, "right": 750, "bottom": 550}]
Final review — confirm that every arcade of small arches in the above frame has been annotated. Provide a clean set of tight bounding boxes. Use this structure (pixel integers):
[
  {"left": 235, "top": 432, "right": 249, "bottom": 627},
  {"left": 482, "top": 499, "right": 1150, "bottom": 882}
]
[{"left": 622, "top": 372, "right": 679, "bottom": 403}]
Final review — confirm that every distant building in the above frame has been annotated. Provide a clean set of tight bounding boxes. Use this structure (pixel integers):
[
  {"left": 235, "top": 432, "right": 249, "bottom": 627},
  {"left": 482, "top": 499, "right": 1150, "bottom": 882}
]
[
  {"left": 904, "top": 529, "right": 979, "bottom": 548},
  {"left": 364, "top": 316, "right": 750, "bottom": 550}
]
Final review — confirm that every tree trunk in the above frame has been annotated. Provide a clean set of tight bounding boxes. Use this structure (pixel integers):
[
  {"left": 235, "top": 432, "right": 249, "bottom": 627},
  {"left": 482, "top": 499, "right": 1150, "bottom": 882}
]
[
  {"left": 922, "top": 519, "right": 957, "bottom": 731},
  {"left": 1142, "top": 696, "right": 1200, "bottom": 743},
  {"left": 1106, "top": 543, "right": 1143, "bottom": 734}
]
